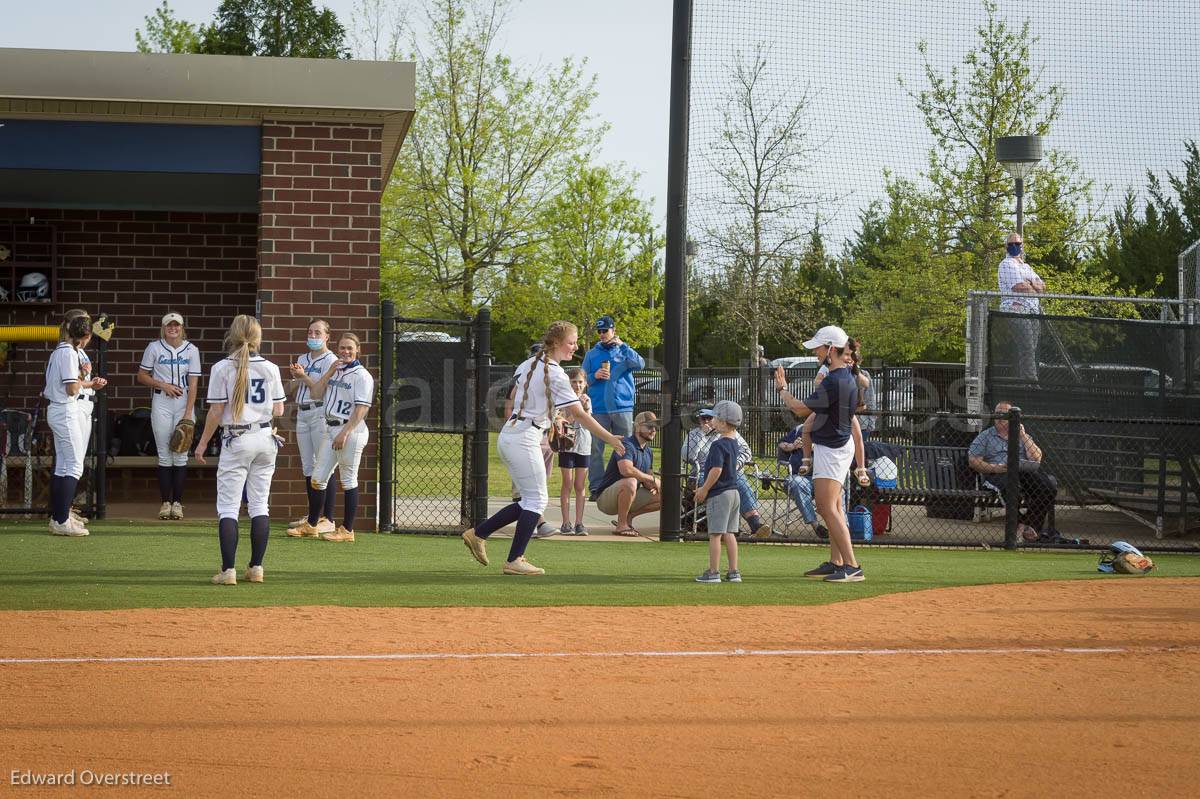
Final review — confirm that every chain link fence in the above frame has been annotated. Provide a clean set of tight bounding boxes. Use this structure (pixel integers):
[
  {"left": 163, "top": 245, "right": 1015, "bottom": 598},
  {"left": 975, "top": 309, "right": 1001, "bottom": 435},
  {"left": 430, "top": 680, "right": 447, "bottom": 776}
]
[{"left": 379, "top": 305, "right": 489, "bottom": 534}]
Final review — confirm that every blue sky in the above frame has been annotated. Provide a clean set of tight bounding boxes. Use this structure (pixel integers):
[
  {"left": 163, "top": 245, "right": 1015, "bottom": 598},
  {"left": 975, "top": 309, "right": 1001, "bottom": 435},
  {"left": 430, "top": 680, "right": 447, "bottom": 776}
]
[{"left": 2, "top": 0, "right": 1197, "bottom": 252}]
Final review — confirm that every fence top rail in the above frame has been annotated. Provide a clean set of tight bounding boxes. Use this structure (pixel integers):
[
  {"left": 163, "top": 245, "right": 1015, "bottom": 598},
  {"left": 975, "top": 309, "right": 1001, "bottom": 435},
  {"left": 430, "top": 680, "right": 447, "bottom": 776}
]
[
  {"left": 391, "top": 315, "right": 474, "bottom": 328},
  {"left": 969, "top": 290, "right": 1192, "bottom": 308}
]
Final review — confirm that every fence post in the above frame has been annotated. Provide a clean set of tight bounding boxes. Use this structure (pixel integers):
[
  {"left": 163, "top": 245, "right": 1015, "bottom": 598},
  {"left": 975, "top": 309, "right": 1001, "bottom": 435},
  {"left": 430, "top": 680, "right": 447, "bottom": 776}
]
[
  {"left": 472, "top": 308, "right": 492, "bottom": 527},
  {"left": 1004, "top": 406, "right": 1022, "bottom": 549},
  {"left": 94, "top": 332, "right": 108, "bottom": 520},
  {"left": 378, "top": 299, "right": 395, "bottom": 532}
]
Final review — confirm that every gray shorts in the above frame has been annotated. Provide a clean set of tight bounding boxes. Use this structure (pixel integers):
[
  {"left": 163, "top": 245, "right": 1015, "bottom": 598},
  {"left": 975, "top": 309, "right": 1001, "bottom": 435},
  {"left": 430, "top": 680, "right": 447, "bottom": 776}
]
[{"left": 705, "top": 488, "right": 740, "bottom": 534}]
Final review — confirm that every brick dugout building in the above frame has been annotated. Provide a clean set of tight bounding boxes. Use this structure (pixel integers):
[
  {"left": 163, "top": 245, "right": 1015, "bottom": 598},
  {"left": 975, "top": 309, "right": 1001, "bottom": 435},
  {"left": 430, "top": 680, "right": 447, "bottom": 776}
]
[{"left": 0, "top": 48, "right": 414, "bottom": 526}]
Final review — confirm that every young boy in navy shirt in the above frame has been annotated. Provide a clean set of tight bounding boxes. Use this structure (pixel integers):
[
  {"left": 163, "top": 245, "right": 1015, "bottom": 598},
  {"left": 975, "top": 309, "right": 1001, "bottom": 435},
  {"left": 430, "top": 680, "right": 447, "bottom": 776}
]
[{"left": 693, "top": 400, "right": 745, "bottom": 583}]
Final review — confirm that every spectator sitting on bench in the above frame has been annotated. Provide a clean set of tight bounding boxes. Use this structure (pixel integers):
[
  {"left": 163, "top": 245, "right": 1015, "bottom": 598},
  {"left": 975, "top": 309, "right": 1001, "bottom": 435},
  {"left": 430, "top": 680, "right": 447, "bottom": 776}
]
[
  {"left": 594, "top": 411, "right": 663, "bottom": 536},
  {"left": 968, "top": 401, "right": 1059, "bottom": 542},
  {"left": 776, "top": 424, "right": 827, "bottom": 538}
]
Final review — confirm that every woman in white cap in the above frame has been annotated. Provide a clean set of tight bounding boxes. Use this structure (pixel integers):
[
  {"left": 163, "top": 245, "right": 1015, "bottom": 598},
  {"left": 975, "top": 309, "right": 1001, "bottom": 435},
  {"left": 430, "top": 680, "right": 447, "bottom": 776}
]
[
  {"left": 137, "top": 311, "right": 201, "bottom": 520},
  {"left": 773, "top": 325, "right": 865, "bottom": 582}
]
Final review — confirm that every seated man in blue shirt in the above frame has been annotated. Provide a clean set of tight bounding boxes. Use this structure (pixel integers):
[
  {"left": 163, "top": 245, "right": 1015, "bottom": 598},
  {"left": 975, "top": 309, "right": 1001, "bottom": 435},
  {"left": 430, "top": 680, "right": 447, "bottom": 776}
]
[
  {"left": 594, "top": 411, "right": 662, "bottom": 536},
  {"left": 776, "top": 425, "right": 827, "bottom": 538},
  {"left": 968, "top": 401, "right": 1058, "bottom": 541}
]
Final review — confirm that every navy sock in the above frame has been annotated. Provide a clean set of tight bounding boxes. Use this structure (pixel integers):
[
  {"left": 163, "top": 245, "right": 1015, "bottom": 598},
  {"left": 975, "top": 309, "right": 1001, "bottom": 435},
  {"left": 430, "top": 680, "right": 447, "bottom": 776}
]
[
  {"left": 58, "top": 476, "right": 78, "bottom": 524},
  {"left": 218, "top": 518, "right": 238, "bottom": 571},
  {"left": 343, "top": 487, "right": 359, "bottom": 531},
  {"left": 157, "top": 466, "right": 172, "bottom": 503},
  {"left": 506, "top": 510, "right": 542, "bottom": 563},
  {"left": 323, "top": 482, "right": 337, "bottom": 521},
  {"left": 249, "top": 515, "right": 269, "bottom": 567},
  {"left": 170, "top": 466, "right": 186, "bottom": 503},
  {"left": 474, "top": 502, "right": 522, "bottom": 539},
  {"left": 307, "top": 482, "right": 325, "bottom": 525},
  {"left": 50, "top": 476, "right": 65, "bottom": 523}
]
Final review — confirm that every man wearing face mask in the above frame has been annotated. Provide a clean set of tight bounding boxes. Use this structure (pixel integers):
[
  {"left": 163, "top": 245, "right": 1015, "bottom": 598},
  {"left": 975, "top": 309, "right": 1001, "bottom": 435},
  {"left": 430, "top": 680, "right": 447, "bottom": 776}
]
[{"left": 997, "top": 232, "right": 1045, "bottom": 381}]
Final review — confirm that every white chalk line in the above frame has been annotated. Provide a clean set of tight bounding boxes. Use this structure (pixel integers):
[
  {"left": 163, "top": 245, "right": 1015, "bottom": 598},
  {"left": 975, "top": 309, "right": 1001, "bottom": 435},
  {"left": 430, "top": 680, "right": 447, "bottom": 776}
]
[{"left": 3, "top": 644, "right": 1195, "bottom": 666}]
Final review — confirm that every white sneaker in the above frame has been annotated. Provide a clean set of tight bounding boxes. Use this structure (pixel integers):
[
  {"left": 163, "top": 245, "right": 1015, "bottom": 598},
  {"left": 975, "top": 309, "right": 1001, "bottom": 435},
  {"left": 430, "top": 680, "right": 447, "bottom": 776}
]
[
  {"left": 71, "top": 508, "right": 89, "bottom": 525},
  {"left": 49, "top": 519, "right": 87, "bottom": 537},
  {"left": 69, "top": 516, "right": 90, "bottom": 535},
  {"left": 502, "top": 557, "right": 545, "bottom": 576},
  {"left": 314, "top": 517, "right": 336, "bottom": 535},
  {"left": 158, "top": 502, "right": 173, "bottom": 520},
  {"left": 288, "top": 515, "right": 308, "bottom": 528},
  {"left": 210, "top": 568, "right": 237, "bottom": 585},
  {"left": 243, "top": 565, "right": 264, "bottom": 583},
  {"left": 170, "top": 502, "right": 184, "bottom": 520}
]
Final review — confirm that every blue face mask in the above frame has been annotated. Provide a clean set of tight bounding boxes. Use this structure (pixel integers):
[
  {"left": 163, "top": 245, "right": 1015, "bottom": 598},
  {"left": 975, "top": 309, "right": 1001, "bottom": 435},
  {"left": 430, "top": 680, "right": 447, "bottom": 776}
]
[
  {"left": 307, "top": 338, "right": 324, "bottom": 351},
  {"left": 1006, "top": 242, "right": 1023, "bottom": 257}
]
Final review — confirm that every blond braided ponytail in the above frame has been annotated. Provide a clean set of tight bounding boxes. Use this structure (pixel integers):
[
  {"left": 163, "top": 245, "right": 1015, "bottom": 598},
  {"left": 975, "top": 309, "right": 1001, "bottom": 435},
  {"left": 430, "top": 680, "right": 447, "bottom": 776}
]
[{"left": 510, "top": 321, "right": 578, "bottom": 426}]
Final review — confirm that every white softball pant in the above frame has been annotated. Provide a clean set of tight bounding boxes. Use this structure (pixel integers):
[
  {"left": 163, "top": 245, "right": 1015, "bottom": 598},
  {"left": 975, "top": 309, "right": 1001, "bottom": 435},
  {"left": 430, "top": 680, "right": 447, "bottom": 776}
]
[
  {"left": 216, "top": 427, "right": 278, "bottom": 521},
  {"left": 151, "top": 393, "right": 190, "bottom": 467},
  {"left": 311, "top": 422, "right": 368, "bottom": 491},
  {"left": 296, "top": 405, "right": 328, "bottom": 477},
  {"left": 499, "top": 420, "right": 549, "bottom": 514},
  {"left": 48, "top": 402, "right": 85, "bottom": 479},
  {"left": 75, "top": 397, "right": 94, "bottom": 457}
]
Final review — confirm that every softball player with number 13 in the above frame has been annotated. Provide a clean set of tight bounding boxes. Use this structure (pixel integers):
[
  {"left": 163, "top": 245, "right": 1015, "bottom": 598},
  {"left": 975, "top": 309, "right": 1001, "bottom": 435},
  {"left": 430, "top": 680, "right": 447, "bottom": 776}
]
[{"left": 194, "top": 315, "right": 285, "bottom": 585}]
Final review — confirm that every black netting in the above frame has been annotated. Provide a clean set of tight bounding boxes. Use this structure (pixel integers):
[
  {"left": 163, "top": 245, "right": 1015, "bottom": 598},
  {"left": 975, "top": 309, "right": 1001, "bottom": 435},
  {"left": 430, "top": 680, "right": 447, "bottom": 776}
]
[{"left": 987, "top": 311, "right": 1200, "bottom": 418}]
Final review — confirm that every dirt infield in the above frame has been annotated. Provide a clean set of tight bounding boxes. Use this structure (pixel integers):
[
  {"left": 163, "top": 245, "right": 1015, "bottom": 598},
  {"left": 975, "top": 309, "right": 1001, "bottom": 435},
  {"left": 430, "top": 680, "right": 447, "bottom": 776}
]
[{"left": 1, "top": 579, "right": 1198, "bottom": 797}]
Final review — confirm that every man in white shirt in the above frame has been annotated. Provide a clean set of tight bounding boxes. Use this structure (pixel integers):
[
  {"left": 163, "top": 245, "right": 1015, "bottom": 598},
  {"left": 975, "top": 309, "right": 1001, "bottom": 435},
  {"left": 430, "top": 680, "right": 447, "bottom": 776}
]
[{"left": 997, "top": 232, "right": 1045, "bottom": 381}]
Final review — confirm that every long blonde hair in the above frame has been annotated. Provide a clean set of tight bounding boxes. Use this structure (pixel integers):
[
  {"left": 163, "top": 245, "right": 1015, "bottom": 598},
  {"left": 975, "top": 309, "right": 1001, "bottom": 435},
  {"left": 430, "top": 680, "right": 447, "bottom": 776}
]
[
  {"left": 512, "top": 321, "right": 576, "bottom": 424},
  {"left": 224, "top": 315, "right": 262, "bottom": 423}
]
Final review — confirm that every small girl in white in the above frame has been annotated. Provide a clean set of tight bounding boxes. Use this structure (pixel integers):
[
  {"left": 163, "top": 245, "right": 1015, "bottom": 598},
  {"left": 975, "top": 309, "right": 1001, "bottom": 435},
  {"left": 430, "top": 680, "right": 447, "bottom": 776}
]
[{"left": 556, "top": 367, "right": 592, "bottom": 535}]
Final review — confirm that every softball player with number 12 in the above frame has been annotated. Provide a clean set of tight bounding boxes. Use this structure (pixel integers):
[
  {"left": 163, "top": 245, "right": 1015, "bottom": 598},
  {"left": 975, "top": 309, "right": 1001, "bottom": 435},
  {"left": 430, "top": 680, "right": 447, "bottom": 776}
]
[
  {"left": 297, "top": 332, "right": 373, "bottom": 543},
  {"left": 194, "top": 315, "right": 285, "bottom": 585}
]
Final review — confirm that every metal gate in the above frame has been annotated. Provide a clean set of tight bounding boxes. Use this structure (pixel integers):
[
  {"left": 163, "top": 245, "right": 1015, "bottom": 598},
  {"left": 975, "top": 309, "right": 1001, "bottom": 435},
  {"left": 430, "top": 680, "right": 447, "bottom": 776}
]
[{"left": 377, "top": 302, "right": 491, "bottom": 534}]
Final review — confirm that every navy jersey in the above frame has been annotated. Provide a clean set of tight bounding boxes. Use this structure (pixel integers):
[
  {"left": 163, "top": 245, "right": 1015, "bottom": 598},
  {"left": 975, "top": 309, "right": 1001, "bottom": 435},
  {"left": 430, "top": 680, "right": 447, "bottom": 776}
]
[
  {"left": 804, "top": 367, "right": 858, "bottom": 448},
  {"left": 704, "top": 436, "right": 740, "bottom": 496}
]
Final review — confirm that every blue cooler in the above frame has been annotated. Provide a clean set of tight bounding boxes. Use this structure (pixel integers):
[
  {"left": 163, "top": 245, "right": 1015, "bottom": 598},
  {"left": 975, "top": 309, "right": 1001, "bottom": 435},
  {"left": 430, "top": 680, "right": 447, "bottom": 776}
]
[{"left": 848, "top": 505, "right": 873, "bottom": 541}]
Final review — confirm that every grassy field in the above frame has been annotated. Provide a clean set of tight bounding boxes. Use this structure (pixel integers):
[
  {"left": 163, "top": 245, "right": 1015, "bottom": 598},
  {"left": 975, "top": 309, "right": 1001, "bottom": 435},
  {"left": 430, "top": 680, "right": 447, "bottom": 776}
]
[
  {"left": 1, "top": 518, "right": 1197, "bottom": 611},
  {"left": 394, "top": 431, "right": 593, "bottom": 498}
]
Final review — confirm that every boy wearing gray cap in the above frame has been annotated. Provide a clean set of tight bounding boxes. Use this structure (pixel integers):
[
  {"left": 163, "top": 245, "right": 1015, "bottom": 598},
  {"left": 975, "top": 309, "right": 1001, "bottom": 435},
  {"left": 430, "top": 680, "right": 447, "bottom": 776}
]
[{"left": 693, "top": 400, "right": 745, "bottom": 583}]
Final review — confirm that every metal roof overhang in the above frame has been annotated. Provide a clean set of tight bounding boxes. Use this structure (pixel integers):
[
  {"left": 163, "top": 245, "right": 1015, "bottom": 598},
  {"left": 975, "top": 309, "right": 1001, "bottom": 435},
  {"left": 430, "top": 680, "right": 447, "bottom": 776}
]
[{"left": 0, "top": 48, "right": 415, "bottom": 212}]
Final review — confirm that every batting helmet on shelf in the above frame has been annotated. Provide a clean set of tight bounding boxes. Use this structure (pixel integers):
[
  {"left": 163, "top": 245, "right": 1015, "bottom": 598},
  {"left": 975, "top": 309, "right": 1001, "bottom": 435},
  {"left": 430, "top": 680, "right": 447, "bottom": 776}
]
[
  {"left": 16, "top": 272, "right": 50, "bottom": 302},
  {"left": 1097, "top": 540, "right": 1155, "bottom": 574}
]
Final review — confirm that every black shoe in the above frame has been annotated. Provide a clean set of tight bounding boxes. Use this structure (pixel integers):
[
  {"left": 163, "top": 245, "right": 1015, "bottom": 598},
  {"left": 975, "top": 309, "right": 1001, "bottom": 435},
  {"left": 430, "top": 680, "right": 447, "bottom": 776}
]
[
  {"left": 814, "top": 524, "right": 829, "bottom": 540},
  {"left": 804, "top": 561, "right": 838, "bottom": 577},
  {"left": 588, "top": 492, "right": 600, "bottom": 503}
]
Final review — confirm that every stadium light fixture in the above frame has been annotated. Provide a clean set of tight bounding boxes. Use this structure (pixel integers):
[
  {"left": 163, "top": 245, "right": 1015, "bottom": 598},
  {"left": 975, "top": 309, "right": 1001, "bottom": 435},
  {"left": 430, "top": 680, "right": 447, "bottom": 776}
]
[{"left": 995, "top": 135, "right": 1043, "bottom": 236}]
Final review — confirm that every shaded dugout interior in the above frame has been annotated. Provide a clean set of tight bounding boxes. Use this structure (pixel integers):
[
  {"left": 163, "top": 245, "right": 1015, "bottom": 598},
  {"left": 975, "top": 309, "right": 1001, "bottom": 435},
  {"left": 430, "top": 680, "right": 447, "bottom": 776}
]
[{"left": 0, "top": 48, "right": 415, "bottom": 525}]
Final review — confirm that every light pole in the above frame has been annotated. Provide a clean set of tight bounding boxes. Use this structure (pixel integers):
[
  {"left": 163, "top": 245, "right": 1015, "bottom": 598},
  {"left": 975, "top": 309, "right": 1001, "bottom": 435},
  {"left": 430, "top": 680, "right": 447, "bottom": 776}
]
[
  {"left": 682, "top": 236, "right": 698, "bottom": 367},
  {"left": 995, "top": 135, "right": 1043, "bottom": 236}
]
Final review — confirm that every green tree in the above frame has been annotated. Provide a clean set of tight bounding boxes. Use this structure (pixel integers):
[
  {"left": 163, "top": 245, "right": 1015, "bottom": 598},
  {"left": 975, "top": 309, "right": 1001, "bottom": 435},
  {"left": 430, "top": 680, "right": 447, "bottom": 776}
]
[
  {"left": 848, "top": 1, "right": 1105, "bottom": 361},
  {"left": 699, "top": 44, "right": 824, "bottom": 363},
  {"left": 1091, "top": 141, "right": 1200, "bottom": 297},
  {"left": 495, "top": 161, "right": 663, "bottom": 350},
  {"left": 381, "top": 0, "right": 603, "bottom": 319},
  {"left": 135, "top": 1, "right": 201, "bottom": 53},
  {"left": 137, "top": 0, "right": 348, "bottom": 57},
  {"left": 199, "top": 0, "right": 348, "bottom": 58}
]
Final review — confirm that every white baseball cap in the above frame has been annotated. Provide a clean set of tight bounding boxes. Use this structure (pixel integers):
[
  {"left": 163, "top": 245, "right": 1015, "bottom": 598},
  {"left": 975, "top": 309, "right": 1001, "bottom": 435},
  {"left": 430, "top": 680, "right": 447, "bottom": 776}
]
[
  {"left": 803, "top": 324, "right": 848, "bottom": 350},
  {"left": 161, "top": 312, "right": 184, "bottom": 326}
]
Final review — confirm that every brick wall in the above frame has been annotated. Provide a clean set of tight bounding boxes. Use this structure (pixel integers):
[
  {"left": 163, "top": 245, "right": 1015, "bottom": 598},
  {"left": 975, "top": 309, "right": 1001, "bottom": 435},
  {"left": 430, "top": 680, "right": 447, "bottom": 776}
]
[
  {"left": 258, "top": 121, "right": 382, "bottom": 529},
  {"left": 0, "top": 208, "right": 258, "bottom": 505}
]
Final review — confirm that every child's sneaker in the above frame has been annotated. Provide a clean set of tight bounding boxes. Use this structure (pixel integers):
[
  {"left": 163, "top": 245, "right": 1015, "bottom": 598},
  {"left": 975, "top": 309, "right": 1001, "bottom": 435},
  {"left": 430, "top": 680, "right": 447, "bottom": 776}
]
[
  {"left": 694, "top": 569, "right": 721, "bottom": 583},
  {"left": 559, "top": 522, "right": 573, "bottom": 535},
  {"left": 804, "top": 561, "right": 838, "bottom": 577},
  {"left": 573, "top": 523, "right": 589, "bottom": 536},
  {"left": 726, "top": 570, "right": 742, "bottom": 583}
]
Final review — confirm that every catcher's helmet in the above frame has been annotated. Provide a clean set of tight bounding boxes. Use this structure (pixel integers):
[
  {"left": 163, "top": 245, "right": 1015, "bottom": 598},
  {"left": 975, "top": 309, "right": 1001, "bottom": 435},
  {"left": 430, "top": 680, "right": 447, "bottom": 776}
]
[
  {"left": 1097, "top": 540, "right": 1154, "bottom": 574},
  {"left": 16, "top": 272, "right": 50, "bottom": 302}
]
